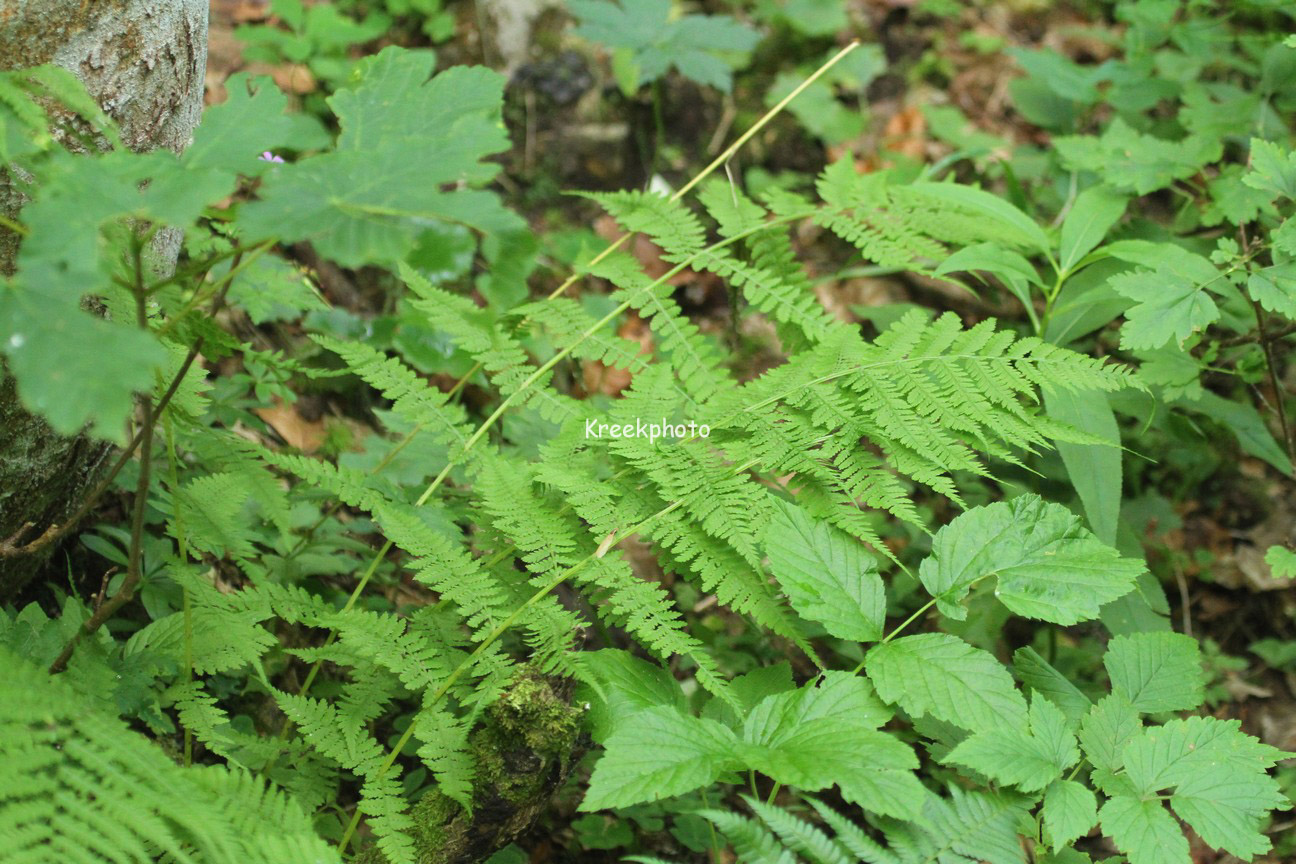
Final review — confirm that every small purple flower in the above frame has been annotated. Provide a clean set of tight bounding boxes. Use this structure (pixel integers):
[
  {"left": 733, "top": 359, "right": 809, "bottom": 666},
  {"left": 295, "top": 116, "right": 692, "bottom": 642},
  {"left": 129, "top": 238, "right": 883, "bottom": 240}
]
[{"left": 259, "top": 151, "right": 285, "bottom": 164}]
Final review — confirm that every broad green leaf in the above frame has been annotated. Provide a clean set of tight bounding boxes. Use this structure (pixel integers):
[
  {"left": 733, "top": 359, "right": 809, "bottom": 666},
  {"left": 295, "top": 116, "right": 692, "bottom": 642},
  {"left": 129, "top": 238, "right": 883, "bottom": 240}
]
[
  {"left": 1185, "top": 390, "right": 1292, "bottom": 475},
  {"left": 918, "top": 494, "right": 1143, "bottom": 625},
  {"left": 865, "top": 633, "right": 1028, "bottom": 733},
  {"left": 1120, "top": 717, "right": 1288, "bottom": 860},
  {"left": 1056, "top": 119, "right": 1221, "bottom": 195},
  {"left": 1078, "top": 694, "right": 1141, "bottom": 777},
  {"left": 1104, "top": 632, "right": 1204, "bottom": 713},
  {"left": 933, "top": 242, "right": 1040, "bottom": 311},
  {"left": 1012, "top": 647, "right": 1092, "bottom": 726},
  {"left": 765, "top": 500, "right": 886, "bottom": 642},
  {"left": 1043, "top": 780, "right": 1097, "bottom": 852},
  {"left": 1059, "top": 187, "right": 1127, "bottom": 272},
  {"left": 1011, "top": 48, "right": 1108, "bottom": 104},
  {"left": 1099, "top": 571, "right": 1173, "bottom": 637},
  {"left": 1243, "top": 138, "right": 1296, "bottom": 200},
  {"left": 908, "top": 181, "right": 1051, "bottom": 254},
  {"left": 1044, "top": 387, "right": 1121, "bottom": 545},
  {"left": 1099, "top": 794, "right": 1188, "bottom": 864},
  {"left": 1043, "top": 258, "right": 1132, "bottom": 346},
  {"left": 740, "top": 673, "right": 921, "bottom": 819},
  {"left": 184, "top": 73, "right": 322, "bottom": 175},
  {"left": 945, "top": 695, "right": 1078, "bottom": 791},
  {"left": 581, "top": 706, "right": 738, "bottom": 810},
  {"left": 1247, "top": 264, "right": 1296, "bottom": 319},
  {"left": 1110, "top": 266, "right": 1219, "bottom": 350},
  {"left": 0, "top": 290, "right": 166, "bottom": 442},
  {"left": 581, "top": 649, "right": 687, "bottom": 741},
  {"left": 1264, "top": 545, "right": 1296, "bottom": 580},
  {"left": 777, "top": 0, "right": 848, "bottom": 37},
  {"left": 742, "top": 672, "right": 891, "bottom": 743},
  {"left": 569, "top": 0, "right": 758, "bottom": 92},
  {"left": 242, "top": 54, "right": 520, "bottom": 266}
]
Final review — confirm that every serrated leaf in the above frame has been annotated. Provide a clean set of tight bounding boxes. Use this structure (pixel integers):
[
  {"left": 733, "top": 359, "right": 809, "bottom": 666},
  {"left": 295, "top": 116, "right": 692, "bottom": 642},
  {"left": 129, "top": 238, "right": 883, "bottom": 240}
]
[
  {"left": 1099, "top": 794, "right": 1188, "bottom": 864},
  {"left": 569, "top": 0, "right": 758, "bottom": 92},
  {"left": 1247, "top": 264, "right": 1296, "bottom": 319},
  {"left": 741, "top": 673, "right": 922, "bottom": 819},
  {"left": 1078, "top": 694, "right": 1141, "bottom": 779},
  {"left": 1104, "top": 632, "right": 1203, "bottom": 713},
  {"left": 581, "top": 706, "right": 738, "bottom": 810},
  {"left": 918, "top": 494, "right": 1143, "bottom": 625},
  {"left": 944, "top": 695, "right": 1078, "bottom": 791},
  {"left": 183, "top": 73, "right": 316, "bottom": 175},
  {"left": 1115, "top": 717, "right": 1288, "bottom": 862},
  {"left": 1265, "top": 545, "right": 1296, "bottom": 579},
  {"left": 241, "top": 52, "right": 520, "bottom": 266},
  {"left": 1043, "top": 779, "right": 1097, "bottom": 852},
  {"left": 1110, "top": 266, "right": 1220, "bottom": 350},
  {"left": 1056, "top": 119, "right": 1221, "bottom": 195},
  {"left": 0, "top": 290, "right": 166, "bottom": 442},
  {"left": 765, "top": 500, "right": 886, "bottom": 642},
  {"left": 1244, "top": 138, "right": 1296, "bottom": 200},
  {"left": 865, "top": 633, "right": 1028, "bottom": 733},
  {"left": 1013, "top": 647, "right": 1092, "bottom": 726},
  {"left": 581, "top": 649, "right": 688, "bottom": 741}
]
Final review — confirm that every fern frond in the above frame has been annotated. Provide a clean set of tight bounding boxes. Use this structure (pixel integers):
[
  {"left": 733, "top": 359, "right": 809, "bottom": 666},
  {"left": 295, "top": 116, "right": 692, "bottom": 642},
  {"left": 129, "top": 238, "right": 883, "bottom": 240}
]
[
  {"left": 313, "top": 334, "right": 471, "bottom": 451},
  {"left": 411, "top": 701, "right": 476, "bottom": 810},
  {"left": 516, "top": 296, "right": 649, "bottom": 373},
  {"left": 403, "top": 266, "right": 582, "bottom": 424},
  {"left": 806, "top": 799, "right": 900, "bottom": 864},
  {"left": 701, "top": 808, "right": 800, "bottom": 864},
  {"left": 0, "top": 648, "right": 337, "bottom": 864},
  {"left": 582, "top": 190, "right": 706, "bottom": 258},
  {"left": 590, "top": 249, "right": 729, "bottom": 402},
  {"left": 745, "top": 797, "right": 854, "bottom": 864},
  {"left": 272, "top": 689, "right": 387, "bottom": 778},
  {"left": 697, "top": 179, "right": 836, "bottom": 348}
]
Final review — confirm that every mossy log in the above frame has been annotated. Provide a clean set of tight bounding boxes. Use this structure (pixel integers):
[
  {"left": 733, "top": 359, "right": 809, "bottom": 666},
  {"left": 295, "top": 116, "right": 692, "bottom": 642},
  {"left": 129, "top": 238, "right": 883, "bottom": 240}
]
[{"left": 357, "top": 669, "right": 587, "bottom": 864}]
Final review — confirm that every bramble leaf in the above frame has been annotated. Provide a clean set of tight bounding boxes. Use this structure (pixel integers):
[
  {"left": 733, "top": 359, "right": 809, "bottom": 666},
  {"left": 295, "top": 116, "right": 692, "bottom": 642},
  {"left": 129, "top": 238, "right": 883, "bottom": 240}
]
[
  {"left": 569, "top": 0, "right": 758, "bottom": 92},
  {"left": 241, "top": 51, "right": 520, "bottom": 266},
  {"left": 945, "top": 695, "right": 1079, "bottom": 791},
  {"left": 765, "top": 501, "right": 886, "bottom": 642},
  {"left": 865, "top": 633, "right": 1028, "bottom": 733},
  {"left": 1109, "top": 266, "right": 1219, "bottom": 350},
  {"left": 1104, "top": 632, "right": 1204, "bottom": 713},
  {"left": 1043, "top": 779, "right": 1097, "bottom": 852},
  {"left": 918, "top": 494, "right": 1143, "bottom": 625},
  {"left": 581, "top": 706, "right": 739, "bottom": 810}
]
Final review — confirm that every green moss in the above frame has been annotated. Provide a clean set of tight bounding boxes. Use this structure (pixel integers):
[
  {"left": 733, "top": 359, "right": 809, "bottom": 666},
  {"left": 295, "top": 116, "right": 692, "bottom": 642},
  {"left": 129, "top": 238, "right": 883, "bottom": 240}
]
[{"left": 360, "top": 668, "right": 585, "bottom": 864}]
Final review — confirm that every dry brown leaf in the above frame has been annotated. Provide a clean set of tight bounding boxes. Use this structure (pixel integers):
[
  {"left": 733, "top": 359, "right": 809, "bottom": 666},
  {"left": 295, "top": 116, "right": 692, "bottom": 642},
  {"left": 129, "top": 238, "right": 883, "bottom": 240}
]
[
  {"left": 582, "top": 312, "right": 652, "bottom": 396},
  {"left": 255, "top": 398, "right": 328, "bottom": 453}
]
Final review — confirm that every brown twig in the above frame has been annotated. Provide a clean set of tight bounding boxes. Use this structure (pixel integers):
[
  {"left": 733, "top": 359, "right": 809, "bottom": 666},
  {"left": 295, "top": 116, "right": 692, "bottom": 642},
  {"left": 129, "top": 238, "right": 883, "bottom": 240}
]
[
  {"left": 1239, "top": 223, "right": 1296, "bottom": 472},
  {"left": 50, "top": 237, "right": 159, "bottom": 674},
  {"left": 1220, "top": 320, "right": 1296, "bottom": 348},
  {"left": 0, "top": 339, "right": 202, "bottom": 560}
]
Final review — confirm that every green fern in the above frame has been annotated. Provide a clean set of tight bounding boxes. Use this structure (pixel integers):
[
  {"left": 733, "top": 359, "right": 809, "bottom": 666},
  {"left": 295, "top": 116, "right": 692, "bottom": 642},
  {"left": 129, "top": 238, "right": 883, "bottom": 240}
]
[{"left": 0, "top": 647, "right": 337, "bottom": 864}]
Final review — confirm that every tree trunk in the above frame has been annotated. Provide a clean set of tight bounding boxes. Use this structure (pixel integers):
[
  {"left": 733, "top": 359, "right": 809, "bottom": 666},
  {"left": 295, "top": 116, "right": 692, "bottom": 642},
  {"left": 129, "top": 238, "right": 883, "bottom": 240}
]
[{"left": 0, "top": 0, "right": 208, "bottom": 596}]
